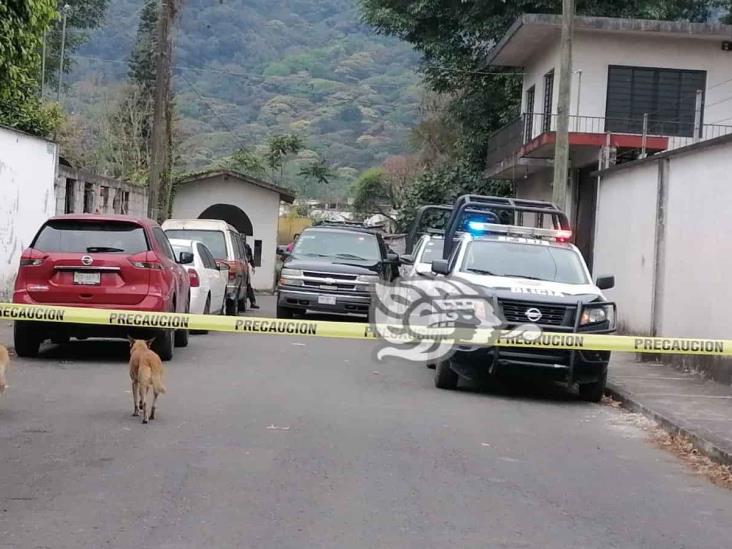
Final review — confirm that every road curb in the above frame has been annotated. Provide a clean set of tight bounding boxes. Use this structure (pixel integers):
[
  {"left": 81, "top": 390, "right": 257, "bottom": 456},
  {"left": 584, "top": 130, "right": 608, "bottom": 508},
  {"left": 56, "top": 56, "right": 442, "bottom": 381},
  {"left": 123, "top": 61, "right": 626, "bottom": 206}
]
[{"left": 605, "top": 381, "right": 732, "bottom": 467}]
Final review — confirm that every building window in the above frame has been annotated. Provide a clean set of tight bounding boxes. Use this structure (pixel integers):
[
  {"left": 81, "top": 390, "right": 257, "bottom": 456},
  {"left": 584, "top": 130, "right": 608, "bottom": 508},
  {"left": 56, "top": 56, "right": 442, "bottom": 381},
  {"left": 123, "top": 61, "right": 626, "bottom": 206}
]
[
  {"left": 254, "top": 239, "right": 262, "bottom": 267},
  {"left": 605, "top": 65, "right": 706, "bottom": 137},
  {"left": 64, "top": 178, "right": 76, "bottom": 213},
  {"left": 524, "top": 86, "right": 535, "bottom": 141},
  {"left": 83, "top": 182, "right": 94, "bottom": 213},
  {"left": 543, "top": 70, "right": 554, "bottom": 132}
]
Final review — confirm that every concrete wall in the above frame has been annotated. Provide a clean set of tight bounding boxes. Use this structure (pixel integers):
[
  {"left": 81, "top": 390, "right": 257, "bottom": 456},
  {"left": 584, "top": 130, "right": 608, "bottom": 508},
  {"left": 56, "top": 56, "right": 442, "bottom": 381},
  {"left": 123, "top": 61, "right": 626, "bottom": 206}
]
[
  {"left": 55, "top": 165, "right": 147, "bottom": 217},
  {"left": 657, "top": 143, "right": 732, "bottom": 339},
  {"left": 514, "top": 171, "right": 554, "bottom": 203},
  {"left": 0, "top": 127, "right": 58, "bottom": 300},
  {"left": 521, "top": 31, "right": 732, "bottom": 127},
  {"left": 594, "top": 136, "right": 732, "bottom": 381},
  {"left": 172, "top": 176, "right": 281, "bottom": 291},
  {"left": 593, "top": 162, "right": 659, "bottom": 335}
]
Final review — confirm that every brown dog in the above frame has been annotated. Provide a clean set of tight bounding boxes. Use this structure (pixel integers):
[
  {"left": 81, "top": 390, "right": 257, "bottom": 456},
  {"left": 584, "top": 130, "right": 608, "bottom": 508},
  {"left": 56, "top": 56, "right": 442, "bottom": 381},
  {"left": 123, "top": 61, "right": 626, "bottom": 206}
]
[
  {"left": 0, "top": 345, "right": 8, "bottom": 394},
  {"left": 128, "top": 338, "right": 166, "bottom": 424}
]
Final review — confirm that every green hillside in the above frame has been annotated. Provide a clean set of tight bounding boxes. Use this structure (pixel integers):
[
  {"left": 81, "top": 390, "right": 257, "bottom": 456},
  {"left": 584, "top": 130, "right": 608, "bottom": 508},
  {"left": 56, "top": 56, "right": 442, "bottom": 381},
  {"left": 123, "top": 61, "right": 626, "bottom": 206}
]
[{"left": 66, "top": 0, "right": 422, "bottom": 198}]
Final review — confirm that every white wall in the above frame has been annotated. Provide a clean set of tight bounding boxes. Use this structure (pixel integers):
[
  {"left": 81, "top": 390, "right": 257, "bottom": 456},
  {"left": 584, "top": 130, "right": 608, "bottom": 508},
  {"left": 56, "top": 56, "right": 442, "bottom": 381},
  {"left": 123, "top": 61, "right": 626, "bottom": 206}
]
[
  {"left": 573, "top": 32, "right": 732, "bottom": 125},
  {"left": 172, "top": 177, "right": 281, "bottom": 291},
  {"left": 522, "top": 45, "right": 560, "bottom": 140},
  {"left": 514, "top": 171, "right": 554, "bottom": 202},
  {"left": 0, "top": 127, "right": 58, "bottom": 300},
  {"left": 593, "top": 162, "right": 659, "bottom": 334},
  {"left": 658, "top": 143, "right": 732, "bottom": 338},
  {"left": 521, "top": 31, "right": 732, "bottom": 128},
  {"left": 594, "top": 137, "right": 732, "bottom": 340}
]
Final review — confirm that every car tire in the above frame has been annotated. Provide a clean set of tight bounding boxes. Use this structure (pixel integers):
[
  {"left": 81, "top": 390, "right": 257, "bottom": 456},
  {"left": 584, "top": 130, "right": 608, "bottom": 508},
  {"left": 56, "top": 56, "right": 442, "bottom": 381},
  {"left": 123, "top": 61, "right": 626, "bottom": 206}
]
[
  {"left": 153, "top": 329, "right": 174, "bottom": 362},
  {"left": 192, "top": 295, "right": 211, "bottom": 335},
  {"left": 226, "top": 296, "right": 239, "bottom": 316},
  {"left": 434, "top": 359, "right": 459, "bottom": 390},
  {"left": 13, "top": 321, "right": 42, "bottom": 358},
  {"left": 578, "top": 371, "right": 607, "bottom": 403},
  {"left": 174, "top": 299, "right": 190, "bottom": 348},
  {"left": 174, "top": 328, "right": 189, "bottom": 348},
  {"left": 277, "top": 304, "right": 297, "bottom": 319}
]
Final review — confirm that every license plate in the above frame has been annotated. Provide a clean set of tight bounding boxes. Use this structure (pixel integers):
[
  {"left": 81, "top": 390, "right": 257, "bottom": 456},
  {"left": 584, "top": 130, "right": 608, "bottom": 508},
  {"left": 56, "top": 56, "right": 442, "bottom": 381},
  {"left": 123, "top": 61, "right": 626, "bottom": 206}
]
[
  {"left": 73, "top": 271, "right": 101, "bottom": 285},
  {"left": 318, "top": 295, "right": 336, "bottom": 305}
]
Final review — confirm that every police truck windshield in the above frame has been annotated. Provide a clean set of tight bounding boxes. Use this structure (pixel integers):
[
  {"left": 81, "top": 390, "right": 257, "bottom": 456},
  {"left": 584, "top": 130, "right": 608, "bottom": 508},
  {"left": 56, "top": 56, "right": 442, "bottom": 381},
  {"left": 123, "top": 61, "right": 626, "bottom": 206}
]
[{"left": 461, "top": 240, "right": 589, "bottom": 285}]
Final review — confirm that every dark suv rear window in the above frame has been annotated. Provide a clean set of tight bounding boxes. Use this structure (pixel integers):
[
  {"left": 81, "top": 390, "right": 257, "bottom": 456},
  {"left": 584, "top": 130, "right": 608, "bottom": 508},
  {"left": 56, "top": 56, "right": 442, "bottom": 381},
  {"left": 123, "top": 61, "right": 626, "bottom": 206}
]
[{"left": 32, "top": 220, "right": 149, "bottom": 254}]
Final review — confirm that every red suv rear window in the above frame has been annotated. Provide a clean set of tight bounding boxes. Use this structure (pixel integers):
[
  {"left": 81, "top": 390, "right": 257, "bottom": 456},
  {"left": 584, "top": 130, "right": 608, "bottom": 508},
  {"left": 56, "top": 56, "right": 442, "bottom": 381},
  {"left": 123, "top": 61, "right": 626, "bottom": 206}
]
[{"left": 32, "top": 220, "right": 149, "bottom": 254}]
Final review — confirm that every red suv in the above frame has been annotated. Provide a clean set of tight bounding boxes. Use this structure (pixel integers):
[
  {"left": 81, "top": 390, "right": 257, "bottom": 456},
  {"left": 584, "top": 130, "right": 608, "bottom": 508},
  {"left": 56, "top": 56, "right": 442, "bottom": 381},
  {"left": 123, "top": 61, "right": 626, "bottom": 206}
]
[{"left": 13, "top": 215, "right": 191, "bottom": 361}]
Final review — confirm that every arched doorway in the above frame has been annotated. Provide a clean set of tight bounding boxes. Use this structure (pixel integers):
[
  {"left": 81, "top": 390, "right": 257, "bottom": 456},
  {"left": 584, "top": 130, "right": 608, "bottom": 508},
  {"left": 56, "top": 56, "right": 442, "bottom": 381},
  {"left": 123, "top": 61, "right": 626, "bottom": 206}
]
[{"left": 199, "top": 204, "right": 253, "bottom": 236}]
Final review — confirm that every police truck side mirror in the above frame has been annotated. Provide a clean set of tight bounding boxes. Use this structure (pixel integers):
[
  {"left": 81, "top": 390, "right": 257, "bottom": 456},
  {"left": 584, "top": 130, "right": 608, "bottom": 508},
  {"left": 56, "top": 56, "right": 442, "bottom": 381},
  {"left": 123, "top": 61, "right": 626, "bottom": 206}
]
[
  {"left": 431, "top": 259, "right": 450, "bottom": 275},
  {"left": 596, "top": 275, "right": 615, "bottom": 290}
]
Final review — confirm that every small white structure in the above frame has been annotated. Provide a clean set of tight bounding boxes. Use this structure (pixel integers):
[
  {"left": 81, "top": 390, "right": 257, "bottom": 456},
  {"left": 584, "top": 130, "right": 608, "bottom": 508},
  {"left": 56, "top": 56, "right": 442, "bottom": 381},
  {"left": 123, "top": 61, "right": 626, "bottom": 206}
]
[
  {"left": 592, "top": 134, "right": 732, "bottom": 382},
  {"left": 0, "top": 126, "right": 58, "bottom": 299},
  {"left": 171, "top": 170, "right": 294, "bottom": 291},
  {"left": 484, "top": 14, "right": 732, "bottom": 266}
]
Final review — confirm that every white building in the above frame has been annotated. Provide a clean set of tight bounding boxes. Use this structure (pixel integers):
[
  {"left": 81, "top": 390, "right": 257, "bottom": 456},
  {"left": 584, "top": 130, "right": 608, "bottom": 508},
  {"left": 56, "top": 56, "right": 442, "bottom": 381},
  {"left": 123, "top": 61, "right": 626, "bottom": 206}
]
[
  {"left": 172, "top": 170, "right": 295, "bottom": 291},
  {"left": 484, "top": 14, "right": 732, "bottom": 267},
  {"left": 0, "top": 126, "right": 58, "bottom": 300}
]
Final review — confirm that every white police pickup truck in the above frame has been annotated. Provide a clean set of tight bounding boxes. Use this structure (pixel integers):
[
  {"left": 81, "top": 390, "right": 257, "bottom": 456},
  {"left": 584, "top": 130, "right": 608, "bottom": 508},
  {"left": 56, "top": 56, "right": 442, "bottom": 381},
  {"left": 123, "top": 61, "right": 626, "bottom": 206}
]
[{"left": 430, "top": 222, "right": 616, "bottom": 402}]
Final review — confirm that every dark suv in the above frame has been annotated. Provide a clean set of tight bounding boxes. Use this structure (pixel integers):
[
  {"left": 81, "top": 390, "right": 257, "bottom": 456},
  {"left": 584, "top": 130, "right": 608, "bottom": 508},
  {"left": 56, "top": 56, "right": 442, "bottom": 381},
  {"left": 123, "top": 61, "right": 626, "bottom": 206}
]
[{"left": 276, "top": 225, "right": 399, "bottom": 318}]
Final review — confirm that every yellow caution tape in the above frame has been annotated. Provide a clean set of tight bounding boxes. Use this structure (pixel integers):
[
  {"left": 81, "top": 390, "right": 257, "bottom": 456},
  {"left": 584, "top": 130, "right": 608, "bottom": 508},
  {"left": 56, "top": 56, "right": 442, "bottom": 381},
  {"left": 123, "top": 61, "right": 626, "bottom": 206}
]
[{"left": 0, "top": 303, "right": 729, "bottom": 356}]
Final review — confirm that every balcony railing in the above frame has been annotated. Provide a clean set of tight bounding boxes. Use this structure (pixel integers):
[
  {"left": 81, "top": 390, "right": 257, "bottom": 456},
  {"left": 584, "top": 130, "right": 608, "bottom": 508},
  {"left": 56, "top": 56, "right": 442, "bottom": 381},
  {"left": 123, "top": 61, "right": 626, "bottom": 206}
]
[{"left": 486, "top": 112, "right": 732, "bottom": 168}]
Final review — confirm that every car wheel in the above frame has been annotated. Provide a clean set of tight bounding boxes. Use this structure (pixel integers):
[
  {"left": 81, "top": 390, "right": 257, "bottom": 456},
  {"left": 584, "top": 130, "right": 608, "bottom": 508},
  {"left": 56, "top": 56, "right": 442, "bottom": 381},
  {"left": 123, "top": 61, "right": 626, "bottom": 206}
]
[
  {"left": 192, "top": 295, "right": 211, "bottom": 335},
  {"left": 226, "top": 297, "right": 239, "bottom": 316},
  {"left": 51, "top": 335, "right": 70, "bottom": 345},
  {"left": 175, "top": 328, "right": 189, "bottom": 347},
  {"left": 174, "top": 299, "right": 190, "bottom": 348},
  {"left": 238, "top": 284, "right": 247, "bottom": 313},
  {"left": 277, "top": 304, "right": 297, "bottom": 319},
  {"left": 13, "top": 321, "right": 42, "bottom": 358},
  {"left": 434, "top": 359, "right": 459, "bottom": 390},
  {"left": 153, "top": 329, "right": 174, "bottom": 362},
  {"left": 578, "top": 371, "right": 607, "bottom": 403}
]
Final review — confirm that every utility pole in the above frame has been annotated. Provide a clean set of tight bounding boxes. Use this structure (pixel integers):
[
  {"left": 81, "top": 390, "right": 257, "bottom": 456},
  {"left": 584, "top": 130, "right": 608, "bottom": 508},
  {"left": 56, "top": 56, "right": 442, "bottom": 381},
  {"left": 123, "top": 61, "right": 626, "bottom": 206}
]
[
  {"left": 148, "top": 0, "right": 176, "bottom": 222},
  {"left": 57, "top": 4, "right": 71, "bottom": 105},
  {"left": 552, "top": 0, "right": 574, "bottom": 212}
]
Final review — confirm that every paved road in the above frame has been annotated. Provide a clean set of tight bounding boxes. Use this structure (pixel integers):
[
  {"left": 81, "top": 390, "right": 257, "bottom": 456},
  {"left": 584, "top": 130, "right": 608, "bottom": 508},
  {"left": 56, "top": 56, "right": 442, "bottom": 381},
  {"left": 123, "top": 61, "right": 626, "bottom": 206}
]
[{"left": 1, "top": 297, "right": 731, "bottom": 549}]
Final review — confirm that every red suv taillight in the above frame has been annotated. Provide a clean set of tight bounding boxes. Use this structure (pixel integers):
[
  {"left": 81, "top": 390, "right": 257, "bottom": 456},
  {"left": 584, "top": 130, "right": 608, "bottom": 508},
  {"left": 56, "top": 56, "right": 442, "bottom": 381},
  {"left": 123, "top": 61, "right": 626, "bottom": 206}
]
[
  {"left": 188, "top": 268, "right": 200, "bottom": 288},
  {"left": 129, "top": 252, "right": 163, "bottom": 270},
  {"left": 19, "top": 257, "right": 44, "bottom": 267}
]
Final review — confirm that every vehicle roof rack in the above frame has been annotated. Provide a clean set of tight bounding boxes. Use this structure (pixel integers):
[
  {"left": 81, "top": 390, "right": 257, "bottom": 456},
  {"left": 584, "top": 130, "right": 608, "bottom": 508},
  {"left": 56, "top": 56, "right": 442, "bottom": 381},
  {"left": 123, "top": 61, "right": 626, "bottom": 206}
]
[
  {"left": 405, "top": 205, "right": 453, "bottom": 254},
  {"left": 441, "top": 195, "right": 570, "bottom": 259},
  {"left": 405, "top": 195, "right": 570, "bottom": 257},
  {"left": 313, "top": 220, "right": 368, "bottom": 227}
]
